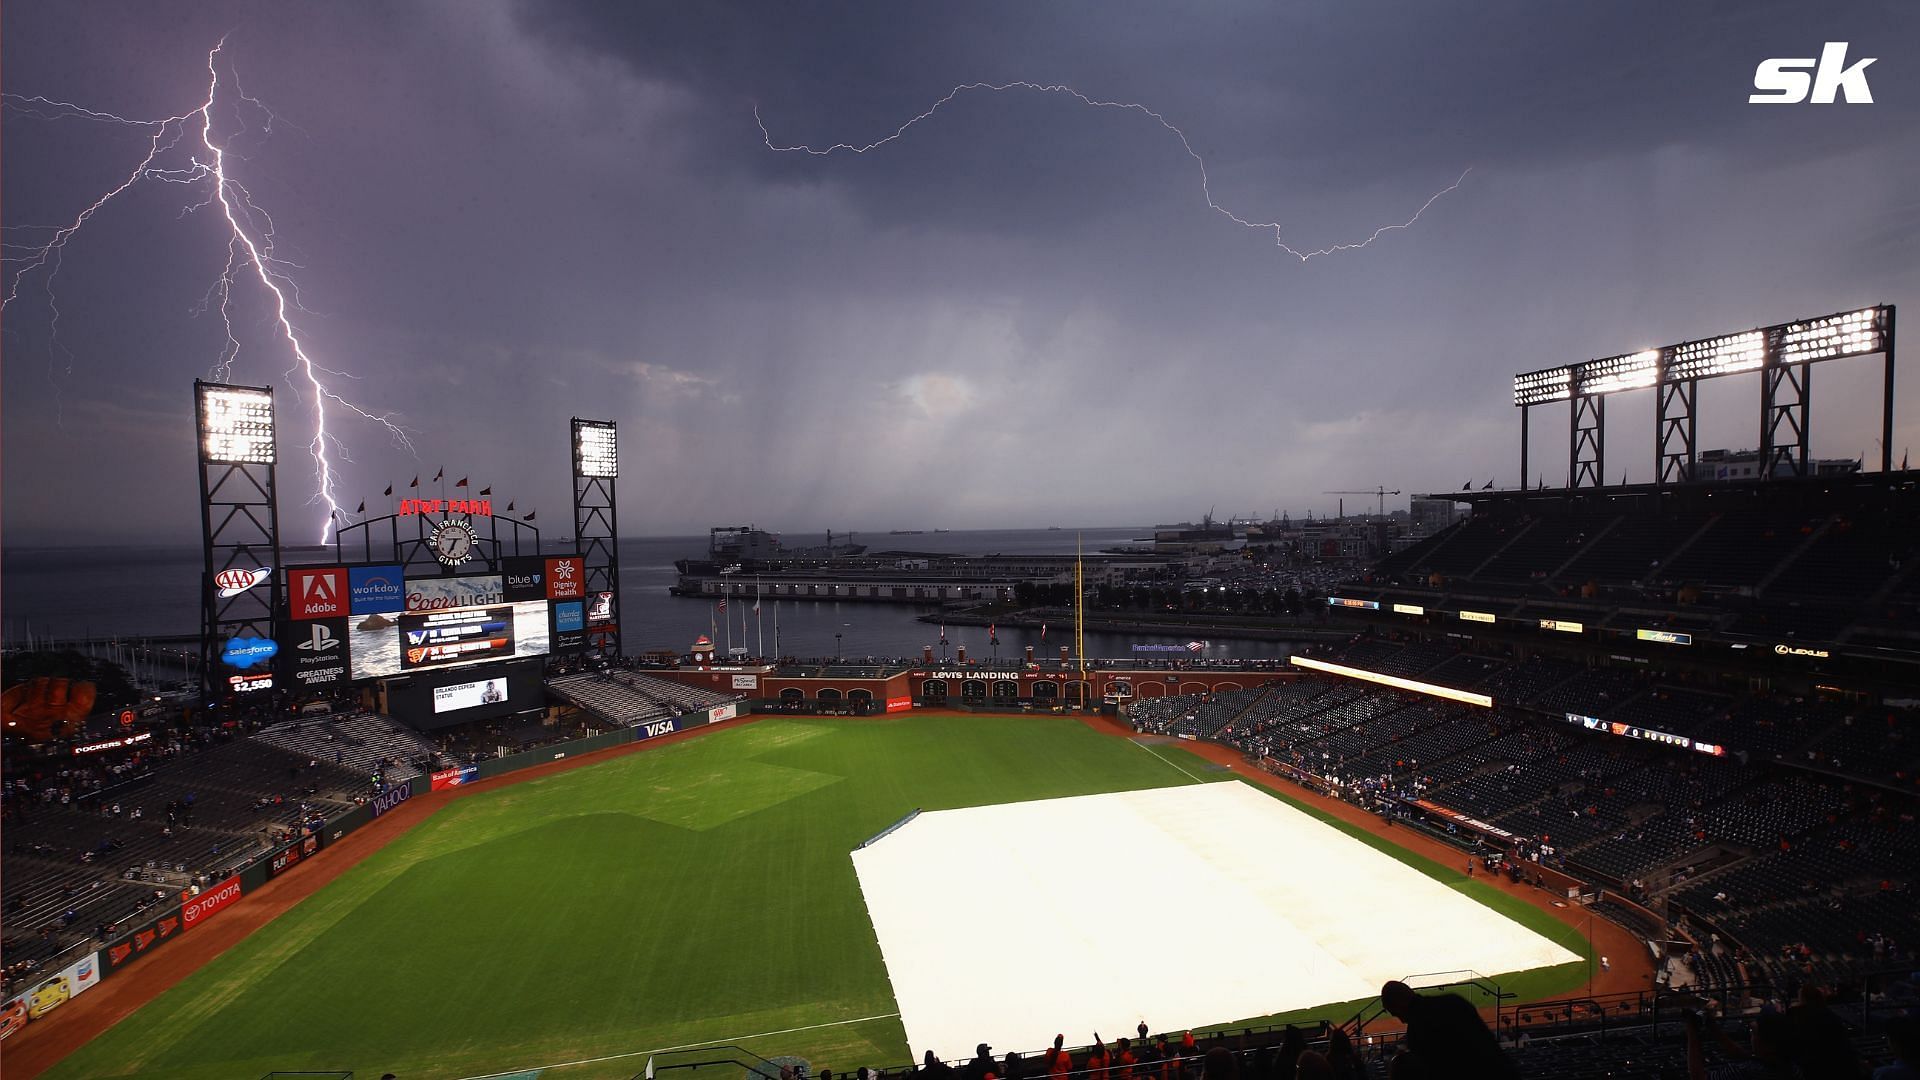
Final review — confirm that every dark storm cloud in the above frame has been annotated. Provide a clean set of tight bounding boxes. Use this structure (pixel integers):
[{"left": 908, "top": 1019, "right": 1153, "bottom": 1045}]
[
  {"left": 3, "top": 0, "right": 1918, "bottom": 546},
  {"left": 525, "top": 1, "right": 1915, "bottom": 225}
]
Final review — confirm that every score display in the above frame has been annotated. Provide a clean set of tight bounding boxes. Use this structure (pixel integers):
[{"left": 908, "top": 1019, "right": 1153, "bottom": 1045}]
[
  {"left": 400, "top": 606, "right": 517, "bottom": 669},
  {"left": 350, "top": 598, "right": 550, "bottom": 680}
]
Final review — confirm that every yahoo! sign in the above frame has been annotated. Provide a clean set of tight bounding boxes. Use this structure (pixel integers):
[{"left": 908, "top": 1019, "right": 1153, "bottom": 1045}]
[{"left": 371, "top": 785, "right": 413, "bottom": 818}]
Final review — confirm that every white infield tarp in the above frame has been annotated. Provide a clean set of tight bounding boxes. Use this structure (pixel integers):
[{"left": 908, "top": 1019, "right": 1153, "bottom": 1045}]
[{"left": 851, "top": 781, "right": 1576, "bottom": 1059}]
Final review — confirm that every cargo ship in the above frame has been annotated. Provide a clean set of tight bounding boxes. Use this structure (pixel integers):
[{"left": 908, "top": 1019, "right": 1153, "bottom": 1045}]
[{"left": 673, "top": 526, "right": 867, "bottom": 576}]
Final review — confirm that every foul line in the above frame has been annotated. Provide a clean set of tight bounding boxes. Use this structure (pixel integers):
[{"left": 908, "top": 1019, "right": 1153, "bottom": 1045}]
[
  {"left": 453, "top": 1012, "right": 903, "bottom": 1080},
  {"left": 1133, "top": 738, "right": 1205, "bottom": 784}
]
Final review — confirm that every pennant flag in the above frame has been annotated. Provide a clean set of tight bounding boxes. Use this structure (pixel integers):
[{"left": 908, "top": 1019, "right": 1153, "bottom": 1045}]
[
  {"left": 1040, "top": 623, "right": 1048, "bottom": 640},
  {"left": 988, "top": 623, "right": 997, "bottom": 640},
  {"left": 383, "top": 484, "right": 394, "bottom": 496},
  {"left": 506, "top": 500, "right": 516, "bottom": 511},
  {"left": 1461, "top": 480, "right": 1472, "bottom": 491},
  {"left": 356, "top": 501, "right": 366, "bottom": 513},
  {"left": 1483, "top": 478, "right": 1495, "bottom": 490},
  {"left": 523, "top": 510, "right": 536, "bottom": 521},
  {"left": 433, "top": 467, "right": 444, "bottom": 482},
  {"left": 409, "top": 476, "right": 419, "bottom": 488},
  {"left": 456, "top": 477, "right": 469, "bottom": 488},
  {"left": 939, "top": 624, "right": 946, "bottom": 641},
  {"left": 479, "top": 486, "right": 492, "bottom": 496}
]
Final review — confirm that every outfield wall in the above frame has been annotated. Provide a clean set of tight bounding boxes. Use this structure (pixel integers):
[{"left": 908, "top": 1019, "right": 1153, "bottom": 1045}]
[{"left": 6, "top": 700, "right": 750, "bottom": 1039}]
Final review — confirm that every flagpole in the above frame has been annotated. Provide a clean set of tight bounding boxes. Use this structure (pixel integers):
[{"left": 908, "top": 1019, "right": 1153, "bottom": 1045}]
[{"left": 756, "top": 578, "right": 764, "bottom": 658}]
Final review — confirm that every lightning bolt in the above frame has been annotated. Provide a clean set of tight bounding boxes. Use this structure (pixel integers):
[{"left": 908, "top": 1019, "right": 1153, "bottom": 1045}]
[
  {"left": 756, "top": 81, "right": 1469, "bottom": 261},
  {"left": 2, "top": 40, "right": 411, "bottom": 543}
]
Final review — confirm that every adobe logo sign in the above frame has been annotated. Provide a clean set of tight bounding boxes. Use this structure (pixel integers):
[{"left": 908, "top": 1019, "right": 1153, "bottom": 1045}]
[{"left": 288, "top": 567, "right": 349, "bottom": 620}]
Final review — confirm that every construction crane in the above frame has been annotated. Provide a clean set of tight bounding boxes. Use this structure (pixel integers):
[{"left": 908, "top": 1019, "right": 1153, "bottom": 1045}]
[{"left": 1323, "top": 487, "right": 1401, "bottom": 520}]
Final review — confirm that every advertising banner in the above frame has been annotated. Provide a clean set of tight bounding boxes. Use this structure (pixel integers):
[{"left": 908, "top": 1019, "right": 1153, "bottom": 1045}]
[
  {"left": 73, "top": 731, "right": 155, "bottom": 756},
  {"left": 501, "top": 556, "right": 547, "bottom": 601},
  {"left": 181, "top": 876, "right": 243, "bottom": 931},
  {"left": 405, "top": 574, "right": 505, "bottom": 612},
  {"left": 221, "top": 635, "right": 278, "bottom": 670},
  {"left": 370, "top": 784, "right": 413, "bottom": 818},
  {"left": 281, "top": 618, "right": 349, "bottom": 690},
  {"left": 267, "top": 835, "right": 320, "bottom": 880},
  {"left": 1410, "top": 799, "right": 1517, "bottom": 842},
  {"left": 637, "top": 717, "right": 679, "bottom": 740},
  {"left": 586, "top": 591, "right": 615, "bottom": 625},
  {"left": 4, "top": 951, "right": 103, "bottom": 1031},
  {"left": 289, "top": 567, "right": 350, "bottom": 620},
  {"left": 349, "top": 565, "right": 405, "bottom": 614},
  {"left": 731, "top": 675, "right": 758, "bottom": 690},
  {"left": 545, "top": 557, "right": 584, "bottom": 600},
  {"left": 710, "top": 703, "right": 738, "bottom": 723},
  {"left": 886, "top": 697, "right": 912, "bottom": 713},
  {"left": 430, "top": 765, "right": 479, "bottom": 790},
  {"left": 101, "top": 908, "right": 181, "bottom": 974},
  {"left": 551, "top": 600, "right": 587, "bottom": 652}
]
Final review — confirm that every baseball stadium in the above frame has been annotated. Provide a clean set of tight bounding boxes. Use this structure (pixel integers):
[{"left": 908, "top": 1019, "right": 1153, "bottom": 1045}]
[{"left": 4, "top": 303, "right": 1917, "bottom": 1079}]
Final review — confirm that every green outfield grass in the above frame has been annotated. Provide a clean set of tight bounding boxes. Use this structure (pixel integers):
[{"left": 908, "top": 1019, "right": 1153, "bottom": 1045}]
[{"left": 44, "top": 715, "right": 1588, "bottom": 1080}]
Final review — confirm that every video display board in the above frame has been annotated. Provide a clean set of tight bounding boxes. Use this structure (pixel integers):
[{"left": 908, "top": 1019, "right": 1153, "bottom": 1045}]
[
  {"left": 279, "top": 561, "right": 580, "bottom": 687},
  {"left": 350, "top": 599, "right": 547, "bottom": 680},
  {"left": 385, "top": 659, "right": 543, "bottom": 730},
  {"left": 433, "top": 676, "right": 508, "bottom": 714}
]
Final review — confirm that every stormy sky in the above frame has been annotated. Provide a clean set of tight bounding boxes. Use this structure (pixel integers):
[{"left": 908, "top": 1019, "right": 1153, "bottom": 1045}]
[{"left": 4, "top": 1, "right": 1917, "bottom": 544}]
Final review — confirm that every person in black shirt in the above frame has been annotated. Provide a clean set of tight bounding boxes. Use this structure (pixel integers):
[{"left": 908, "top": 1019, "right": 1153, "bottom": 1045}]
[{"left": 1380, "top": 980, "right": 1518, "bottom": 1080}]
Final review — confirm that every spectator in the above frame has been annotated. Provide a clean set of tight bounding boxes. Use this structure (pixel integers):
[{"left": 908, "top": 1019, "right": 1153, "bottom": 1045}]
[
  {"left": 1380, "top": 980, "right": 1518, "bottom": 1080},
  {"left": 1199, "top": 1047, "right": 1236, "bottom": 1080},
  {"left": 1046, "top": 1037, "right": 1072, "bottom": 1080},
  {"left": 1273, "top": 1027, "right": 1306, "bottom": 1080},
  {"left": 919, "top": 1051, "right": 954, "bottom": 1080},
  {"left": 1323, "top": 1030, "right": 1367, "bottom": 1080},
  {"left": 963, "top": 1043, "right": 996, "bottom": 1080}
]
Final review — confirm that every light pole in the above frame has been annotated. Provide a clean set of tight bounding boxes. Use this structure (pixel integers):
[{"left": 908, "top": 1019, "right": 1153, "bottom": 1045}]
[{"left": 1586, "top": 908, "right": 1596, "bottom": 995}]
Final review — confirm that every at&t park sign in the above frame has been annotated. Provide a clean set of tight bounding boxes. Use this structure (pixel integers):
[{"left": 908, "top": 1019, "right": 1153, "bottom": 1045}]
[{"left": 398, "top": 498, "right": 494, "bottom": 517}]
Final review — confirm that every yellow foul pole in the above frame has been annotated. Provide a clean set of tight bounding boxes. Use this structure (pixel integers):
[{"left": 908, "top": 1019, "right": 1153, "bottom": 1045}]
[{"left": 1076, "top": 532, "right": 1087, "bottom": 685}]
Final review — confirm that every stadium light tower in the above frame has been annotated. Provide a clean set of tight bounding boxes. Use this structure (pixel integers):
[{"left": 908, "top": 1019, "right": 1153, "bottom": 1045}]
[
  {"left": 1514, "top": 305, "right": 1896, "bottom": 489},
  {"left": 195, "top": 380, "right": 284, "bottom": 701},
  {"left": 571, "top": 418, "right": 622, "bottom": 658}
]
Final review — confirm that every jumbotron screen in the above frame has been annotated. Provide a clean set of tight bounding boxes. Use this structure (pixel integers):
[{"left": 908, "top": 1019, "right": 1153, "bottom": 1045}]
[{"left": 350, "top": 599, "right": 549, "bottom": 680}]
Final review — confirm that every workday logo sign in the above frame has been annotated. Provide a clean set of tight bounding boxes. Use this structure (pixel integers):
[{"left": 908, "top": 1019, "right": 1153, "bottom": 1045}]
[{"left": 1751, "top": 42, "right": 1876, "bottom": 103}]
